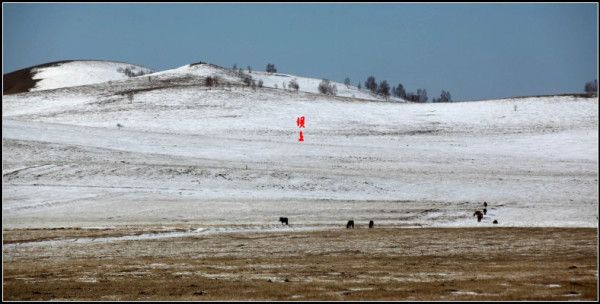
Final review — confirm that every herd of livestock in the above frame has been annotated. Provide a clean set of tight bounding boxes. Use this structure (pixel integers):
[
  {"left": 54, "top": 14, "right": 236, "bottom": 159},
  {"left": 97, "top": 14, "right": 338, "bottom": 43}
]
[{"left": 279, "top": 202, "right": 498, "bottom": 228}]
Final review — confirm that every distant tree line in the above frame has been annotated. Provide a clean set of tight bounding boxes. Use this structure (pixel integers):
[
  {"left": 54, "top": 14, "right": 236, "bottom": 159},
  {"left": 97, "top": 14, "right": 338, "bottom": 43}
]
[
  {"left": 228, "top": 62, "right": 304, "bottom": 91},
  {"left": 218, "top": 61, "right": 600, "bottom": 102},
  {"left": 355, "top": 75, "right": 451, "bottom": 102},
  {"left": 234, "top": 63, "right": 276, "bottom": 74},
  {"left": 228, "top": 62, "right": 458, "bottom": 101}
]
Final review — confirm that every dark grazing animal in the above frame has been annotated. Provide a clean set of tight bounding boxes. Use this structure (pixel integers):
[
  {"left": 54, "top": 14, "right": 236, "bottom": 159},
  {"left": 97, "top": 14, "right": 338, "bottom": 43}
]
[
  {"left": 279, "top": 217, "right": 288, "bottom": 225},
  {"left": 369, "top": 220, "right": 374, "bottom": 228},
  {"left": 493, "top": 220, "right": 498, "bottom": 224},
  {"left": 483, "top": 202, "right": 488, "bottom": 207},
  {"left": 346, "top": 220, "right": 354, "bottom": 229},
  {"left": 483, "top": 208, "right": 487, "bottom": 215},
  {"left": 473, "top": 210, "right": 484, "bottom": 222}
]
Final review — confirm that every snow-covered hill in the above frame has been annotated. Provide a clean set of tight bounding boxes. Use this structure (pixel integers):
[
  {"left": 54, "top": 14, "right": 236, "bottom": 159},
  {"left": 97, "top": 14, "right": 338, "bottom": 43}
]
[
  {"left": 31, "top": 60, "right": 154, "bottom": 92},
  {"left": 3, "top": 60, "right": 153, "bottom": 94},
  {"left": 5, "top": 60, "right": 399, "bottom": 102},
  {"left": 2, "top": 60, "right": 598, "bottom": 229},
  {"left": 148, "top": 63, "right": 401, "bottom": 102}
]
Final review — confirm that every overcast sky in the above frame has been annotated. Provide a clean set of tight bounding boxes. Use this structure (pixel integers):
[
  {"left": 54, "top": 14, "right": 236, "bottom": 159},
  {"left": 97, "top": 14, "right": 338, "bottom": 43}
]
[{"left": 3, "top": 3, "right": 598, "bottom": 101}]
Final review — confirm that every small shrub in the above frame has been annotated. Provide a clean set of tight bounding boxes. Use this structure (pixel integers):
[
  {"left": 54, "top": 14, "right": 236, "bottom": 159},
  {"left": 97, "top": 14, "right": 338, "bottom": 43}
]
[
  {"left": 288, "top": 79, "right": 299, "bottom": 91},
  {"left": 243, "top": 75, "right": 253, "bottom": 87},
  {"left": 318, "top": 79, "right": 337, "bottom": 96},
  {"left": 205, "top": 76, "right": 220, "bottom": 88},
  {"left": 118, "top": 66, "right": 148, "bottom": 77}
]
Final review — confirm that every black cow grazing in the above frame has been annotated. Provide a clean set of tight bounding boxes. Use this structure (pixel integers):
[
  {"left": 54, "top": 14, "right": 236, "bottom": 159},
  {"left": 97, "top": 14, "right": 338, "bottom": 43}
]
[
  {"left": 493, "top": 220, "right": 498, "bottom": 224},
  {"left": 483, "top": 208, "right": 487, "bottom": 215},
  {"left": 279, "top": 217, "right": 289, "bottom": 225},
  {"left": 369, "top": 220, "right": 374, "bottom": 229},
  {"left": 346, "top": 220, "right": 354, "bottom": 229},
  {"left": 483, "top": 202, "right": 488, "bottom": 207},
  {"left": 473, "top": 210, "right": 484, "bottom": 222}
]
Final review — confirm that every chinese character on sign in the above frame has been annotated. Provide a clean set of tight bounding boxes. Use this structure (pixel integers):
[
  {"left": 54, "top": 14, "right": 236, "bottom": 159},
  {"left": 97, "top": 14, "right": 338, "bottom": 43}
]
[
  {"left": 296, "top": 116, "right": 305, "bottom": 128},
  {"left": 298, "top": 130, "right": 304, "bottom": 142}
]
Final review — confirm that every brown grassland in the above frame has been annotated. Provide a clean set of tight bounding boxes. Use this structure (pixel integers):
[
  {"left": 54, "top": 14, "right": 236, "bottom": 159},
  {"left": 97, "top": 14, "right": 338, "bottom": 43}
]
[{"left": 3, "top": 227, "right": 598, "bottom": 301}]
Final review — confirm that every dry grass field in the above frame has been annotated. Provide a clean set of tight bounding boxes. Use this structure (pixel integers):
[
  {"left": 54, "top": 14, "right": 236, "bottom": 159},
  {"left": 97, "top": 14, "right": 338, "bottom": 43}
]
[{"left": 3, "top": 227, "right": 597, "bottom": 301}]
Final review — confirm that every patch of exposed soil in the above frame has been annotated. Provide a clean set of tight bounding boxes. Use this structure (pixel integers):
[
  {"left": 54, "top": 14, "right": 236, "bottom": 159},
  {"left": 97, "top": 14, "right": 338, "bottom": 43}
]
[{"left": 3, "top": 227, "right": 597, "bottom": 301}]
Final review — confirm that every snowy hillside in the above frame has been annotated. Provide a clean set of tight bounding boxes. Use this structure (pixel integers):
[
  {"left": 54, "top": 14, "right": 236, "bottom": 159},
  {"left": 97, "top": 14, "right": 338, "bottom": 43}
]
[
  {"left": 2, "top": 60, "right": 598, "bottom": 230},
  {"left": 3, "top": 60, "right": 154, "bottom": 94},
  {"left": 149, "top": 62, "right": 243, "bottom": 83},
  {"left": 31, "top": 60, "right": 153, "bottom": 92},
  {"left": 248, "top": 70, "right": 404, "bottom": 102},
  {"left": 149, "top": 63, "right": 401, "bottom": 102},
  {"left": 5, "top": 60, "right": 399, "bottom": 102}
]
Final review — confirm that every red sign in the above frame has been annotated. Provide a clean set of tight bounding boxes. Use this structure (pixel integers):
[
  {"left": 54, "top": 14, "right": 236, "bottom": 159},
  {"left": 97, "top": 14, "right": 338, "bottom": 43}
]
[
  {"left": 296, "top": 116, "right": 305, "bottom": 142},
  {"left": 296, "top": 116, "right": 305, "bottom": 128}
]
